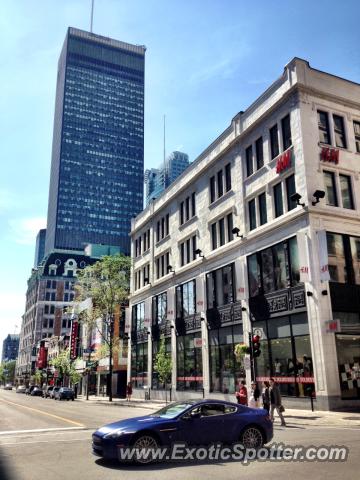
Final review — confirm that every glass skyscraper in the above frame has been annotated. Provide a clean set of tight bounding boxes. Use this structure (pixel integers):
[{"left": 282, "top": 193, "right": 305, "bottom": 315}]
[
  {"left": 45, "top": 28, "right": 145, "bottom": 255},
  {"left": 145, "top": 151, "right": 189, "bottom": 205}
]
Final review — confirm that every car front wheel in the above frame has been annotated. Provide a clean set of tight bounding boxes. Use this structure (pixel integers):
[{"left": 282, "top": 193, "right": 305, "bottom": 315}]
[
  {"left": 131, "top": 434, "right": 159, "bottom": 464},
  {"left": 240, "top": 426, "right": 264, "bottom": 449}
]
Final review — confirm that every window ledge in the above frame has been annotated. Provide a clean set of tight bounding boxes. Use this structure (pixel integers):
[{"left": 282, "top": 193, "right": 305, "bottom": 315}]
[
  {"left": 244, "top": 164, "right": 267, "bottom": 182},
  {"left": 179, "top": 215, "right": 198, "bottom": 230},
  {"left": 209, "top": 189, "right": 234, "bottom": 210},
  {"left": 155, "top": 234, "right": 171, "bottom": 248}
]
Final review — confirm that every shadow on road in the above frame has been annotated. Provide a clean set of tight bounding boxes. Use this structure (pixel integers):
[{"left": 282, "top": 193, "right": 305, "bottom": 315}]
[{"left": 0, "top": 449, "right": 14, "bottom": 480}]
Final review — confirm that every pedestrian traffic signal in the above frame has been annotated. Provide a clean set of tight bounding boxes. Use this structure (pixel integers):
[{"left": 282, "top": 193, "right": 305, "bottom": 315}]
[{"left": 252, "top": 334, "right": 261, "bottom": 358}]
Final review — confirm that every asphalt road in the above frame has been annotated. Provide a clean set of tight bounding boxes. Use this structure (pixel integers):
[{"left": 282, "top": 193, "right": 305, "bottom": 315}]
[{"left": 0, "top": 389, "right": 359, "bottom": 480}]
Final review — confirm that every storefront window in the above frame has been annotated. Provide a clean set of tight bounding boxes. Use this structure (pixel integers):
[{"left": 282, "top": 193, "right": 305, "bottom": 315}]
[
  {"left": 177, "top": 333, "right": 203, "bottom": 390},
  {"left": 327, "top": 233, "right": 347, "bottom": 283},
  {"left": 152, "top": 337, "right": 172, "bottom": 389},
  {"left": 248, "top": 254, "right": 260, "bottom": 297},
  {"left": 289, "top": 237, "right": 300, "bottom": 286},
  {"left": 336, "top": 334, "right": 360, "bottom": 399},
  {"left": 176, "top": 280, "right": 196, "bottom": 318},
  {"left": 254, "top": 313, "right": 313, "bottom": 398},
  {"left": 209, "top": 324, "right": 244, "bottom": 393},
  {"left": 132, "top": 302, "right": 145, "bottom": 331},
  {"left": 131, "top": 342, "right": 148, "bottom": 388},
  {"left": 350, "top": 236, "right": 360, "bottom": 285},
  {"left": 273, "top": 243, "right": 287, "bottom": 290},
  {"left": 152, "top": 292, "right": 167, "bottom": 326},
  {"left": 206, "top": 263, "right": 235, "bottom": 309}
]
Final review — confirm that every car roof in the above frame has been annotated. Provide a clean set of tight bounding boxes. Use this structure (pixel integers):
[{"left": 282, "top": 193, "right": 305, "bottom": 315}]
[{"left": 188, "top": 398, "right": 239, "bottom": 407}]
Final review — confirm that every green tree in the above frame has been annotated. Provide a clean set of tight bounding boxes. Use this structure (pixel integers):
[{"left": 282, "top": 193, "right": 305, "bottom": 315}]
[
  {"left": 49, "top": 348, "right": 80, "bottom": 386},
  {"left": 75, "top": 254, "right": 131, "bottom": 402},
  {"left": 0, "top": 360, "right": 16, "bottom": 384},
  {"left": 154, "top": 337, "right": 172, "bottom": 402},
  {"left": 31, "top": 369, "right": 44, "bottom": 386}
]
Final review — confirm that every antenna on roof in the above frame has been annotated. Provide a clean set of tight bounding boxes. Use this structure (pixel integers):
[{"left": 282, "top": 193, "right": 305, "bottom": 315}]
[
  {"left": 90, "top": 0, "right": 95, "bottom": 33},
  {"left": 163, "top": 114, "right": 166, "bottom": 188}
]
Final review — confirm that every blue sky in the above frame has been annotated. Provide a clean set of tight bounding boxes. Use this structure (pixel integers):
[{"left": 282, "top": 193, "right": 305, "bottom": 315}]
[{"left": 0, "top": 0, "right": 359, "bottom": 357}]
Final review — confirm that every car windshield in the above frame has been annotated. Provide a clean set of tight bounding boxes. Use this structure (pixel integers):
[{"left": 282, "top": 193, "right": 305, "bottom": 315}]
[
  {"left": 62, "top": 388, "right": 72, "bottom": 392},
  {"left": 151, "top": 401, "right": 197, "bottom": 419}
]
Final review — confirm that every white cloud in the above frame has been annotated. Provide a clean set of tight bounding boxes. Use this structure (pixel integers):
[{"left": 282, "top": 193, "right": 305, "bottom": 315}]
[{"left": 8, "top": 217, "right": 46, "bottom": 245}]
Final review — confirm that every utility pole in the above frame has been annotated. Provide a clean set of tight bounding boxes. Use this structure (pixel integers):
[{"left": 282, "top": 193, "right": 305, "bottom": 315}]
[{"left": 108, "top": 314, "right": 114, "bottom": 402}]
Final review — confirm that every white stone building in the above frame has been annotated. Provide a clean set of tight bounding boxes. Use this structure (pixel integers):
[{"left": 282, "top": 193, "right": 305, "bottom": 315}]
[{"left": 128, "top": 58, "right": 360, "bottom": 410}]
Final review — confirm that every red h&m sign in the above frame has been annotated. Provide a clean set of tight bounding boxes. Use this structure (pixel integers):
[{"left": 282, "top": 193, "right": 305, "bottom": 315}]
[
  {"left": 37, "top": 346, "right": 48, "bottom": 370},
  {"left": 70, "top": 320, "right": 79, "bottom": 360},
  {"left": 320, "top": 147, "right": 339, "bottom": 164},
  {"left": 276, "top": 150, "right": 292, "bottom": 174}
]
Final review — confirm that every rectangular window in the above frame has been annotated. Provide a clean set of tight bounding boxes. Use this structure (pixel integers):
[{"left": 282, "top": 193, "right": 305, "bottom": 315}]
[
  {"left": 354, "top": 121, "right": 360, "bottom": 153},
  {"left": 259, "top": 192, "right": 267, "bottom": 225},
  {"left": 339, "top": 174, "right": 354, "bottom": 209},
  {"left": 318, "top": 110, "right": 331, "bottom": 144},
  {"left": 211, "top": 222, "right": 217, "bottom": 250},
  {"left": 176, "top": 280, "right": 196, "bottom": 319},
  {"left": 191, "top": 192, "right": 196, "bottom": 216},
  {"left": 286, "top": 174, "right": 296, "bottom": 211},
  {"left": 225, "top": 163, "right": 231, "bottom": 191},
  {"left": 179, "top": 235, "right": 197, "bottom": 266},
  {"left": 246, "top": 145, "right": 253, "bottom": 177},
  {"left": 185, "top": 197, "right": 190, "bottom": 222},
  {"left": 206, "top": 263, "right": 235, "bottom": 309},
  {"left": 227, "top": 213, "right": 233, "bottom": 242},
  {"left": 273, "top": 182, "right": 284, "bottom": 217},
  {"left": 255, "top": 137, "right": 264, "bottom": 169},
  {"left": 333, "top": 114, "right": 347, "bottom": 148},
  {"left": 180, "top": 201, "right": 184, "bottom": 225},
  {"left": 324, "top": 171, "right": 338, "bottom": 206},
  {"left": 217, "top": 170, "right": 223, "bottom": 198},
  {"left": 281, "top": 114, "right": 292, "bottom": 150},
  {"left": 156, "top": 221, "right": 160, "bottom": 242},
  {"left": 165, "top": 214, "right": 169, "bottom": 236},
  {"left": 270, "top": 124, "right": 279, "bottom": 159},
  {"left": 249, "top": 199, "right": 256, "bottom": 230},
  {"left": 219, "top": 218, "right": 225, "bottom": 246},
  {"left": 210, "top": 176, "right": 216, "bottom": 203}
]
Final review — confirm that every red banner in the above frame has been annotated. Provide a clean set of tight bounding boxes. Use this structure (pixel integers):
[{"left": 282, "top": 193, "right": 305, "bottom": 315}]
[
  {"left": 276, "top": 150, "right": 292, "bottom": 174},
  {"left": 37, "top": 346, "right": 48, "bottom": 370},
  {"left": 70, "top": 320, "right": 79, "bottom": 360},
  {"left": 320, "top": 146, "right": 339, "bottom": 164}
]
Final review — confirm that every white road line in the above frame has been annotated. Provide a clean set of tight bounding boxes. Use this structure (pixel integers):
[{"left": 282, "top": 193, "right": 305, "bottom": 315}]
[
  {"left": 0, "top": 438, "right": 90, "bottom": 446},
  {"left": 0, "top": 427, "right": 85, "bottom": 436}
]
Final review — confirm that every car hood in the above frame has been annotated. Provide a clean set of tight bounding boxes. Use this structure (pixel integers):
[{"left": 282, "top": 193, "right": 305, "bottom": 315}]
[{"left": 94, "top": 414, "right": 172, "bottom": 437}]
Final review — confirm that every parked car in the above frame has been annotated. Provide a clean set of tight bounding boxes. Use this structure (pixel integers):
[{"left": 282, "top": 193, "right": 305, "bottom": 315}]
[
  {"left": 49, "top": 387, "right": 60, "bottom": 399},
  {"left": 92, "top": 399, "right": 273, "bottom": 463},
  {"left": 16, "top": 385, "right": 26, "bottom": 394},
  {"left": 25, "top": 385, "right": 38, "bottom": 395},
  {"left": 43, "top": 386, "right": 54, "bottom": 398},
  {"left": 3, "top": 384, "right": 13, "bottom": 390},
  {"left": 30, "top": 387, "right": 43, "bottom": 397},
  {"left": 54, "top": 387, "right": 75, "bottom": 401}
]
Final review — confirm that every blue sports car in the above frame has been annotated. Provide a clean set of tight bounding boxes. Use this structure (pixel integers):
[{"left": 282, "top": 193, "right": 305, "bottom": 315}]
[{"left": 92, "top": 399, "right": 273, "bottom": 463}]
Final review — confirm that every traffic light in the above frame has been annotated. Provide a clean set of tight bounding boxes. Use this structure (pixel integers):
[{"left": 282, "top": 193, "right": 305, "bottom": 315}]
[{"left": 252, "top": 334, "right": 261, "bottom": 358}]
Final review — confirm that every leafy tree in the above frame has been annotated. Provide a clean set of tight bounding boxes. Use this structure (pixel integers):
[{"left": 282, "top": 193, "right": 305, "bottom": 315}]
[
  {"left": 75, "top": 254, "right": 131, "bottom": 401},
  {"left": 154, "top": 336, "right": 172, "bottom": 389},
  {"left": 49, "top": 348, "right": 80, "bottom": 386},
  {"left": 0, "top": 360, "right": 16, "bottom": 384},
  {"left": 31, "top": 369, "right": 44, "bottom": 386}
]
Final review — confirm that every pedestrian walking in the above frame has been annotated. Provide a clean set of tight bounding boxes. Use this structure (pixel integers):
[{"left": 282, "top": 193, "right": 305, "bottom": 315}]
[
  {"left": 262, "top": 380, "right": 270, "bottom": 413},
  {"left": 269, "top": 378, "right": 286, "bottom": 426},
  {"left": 126, "top": 381, "right": 133, "bottom": 402},
  {"left": 248, "top": 381, "right": 261, "bottom": 408},
  {"left": 235, "top": 380, "right": 248, "bottom": 405}
]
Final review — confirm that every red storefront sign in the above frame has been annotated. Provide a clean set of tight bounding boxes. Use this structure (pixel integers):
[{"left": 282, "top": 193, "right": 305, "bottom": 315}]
[
  {"left": 320, "top": 146, "right": 339, "bottom": 164},
  {"left": 70, "top": 320, "right": 79, "bottom": 360},
  {"left": 276, "top": 150, "right": 292, "bottom": 174},
  {"left": 37, "top": 346, "right": 48, "bottom": 369}
]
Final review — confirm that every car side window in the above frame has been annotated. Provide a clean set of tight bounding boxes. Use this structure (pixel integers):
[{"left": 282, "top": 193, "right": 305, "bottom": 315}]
[{"left": 201, "top": 404, "right": 226, "bottom": 417}]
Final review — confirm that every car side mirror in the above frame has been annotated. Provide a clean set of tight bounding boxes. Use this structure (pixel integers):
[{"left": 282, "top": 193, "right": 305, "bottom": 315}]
[{"left": 190, "top": 411, "right": 201, "bottom": 419}]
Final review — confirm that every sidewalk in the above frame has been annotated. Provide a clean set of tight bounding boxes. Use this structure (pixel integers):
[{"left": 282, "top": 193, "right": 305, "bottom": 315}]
[{"left": 76, "top": 395, "right": 360, "bottom": 428}]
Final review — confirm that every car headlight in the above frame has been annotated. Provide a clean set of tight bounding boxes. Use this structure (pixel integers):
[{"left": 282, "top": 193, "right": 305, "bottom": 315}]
[{"left": 103, "top": 429, "right": 126, "bottom": 439}]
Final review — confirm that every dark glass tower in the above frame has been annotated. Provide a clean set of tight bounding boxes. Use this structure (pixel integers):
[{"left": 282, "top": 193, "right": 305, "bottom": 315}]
[{"left": 45, "top": 28, "right": 145, "bottom": 255}]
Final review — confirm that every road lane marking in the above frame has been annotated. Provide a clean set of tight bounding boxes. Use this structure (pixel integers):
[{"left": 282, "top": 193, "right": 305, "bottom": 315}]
[
  {"left": 0, "top": 438, "right": 90, "bottom": 446},
  {"left": 0, "top": 398, "right": 84, "bottom": 427},
  {"left": 0, "top": 427, "right": 85, "bottom": 436}
]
